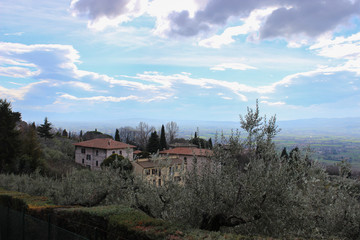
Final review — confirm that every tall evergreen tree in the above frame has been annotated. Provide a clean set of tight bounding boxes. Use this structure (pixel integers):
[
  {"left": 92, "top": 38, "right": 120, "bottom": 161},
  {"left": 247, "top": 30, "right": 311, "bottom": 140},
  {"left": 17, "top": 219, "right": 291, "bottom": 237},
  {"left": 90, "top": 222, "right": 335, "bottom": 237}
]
[
  {"left": 37, "top": 117, "right": 53, "bottom": 139},
  {"left": 79, "top": 130, "right": 83, "bottom": 141},
  {"left": 62, "top": 129, "right": 68, "bottom": 137},
  {"left": 160, "top": 124, "right": 167, "bottom": 150},
  {"left": 281, "top": 147, "right": 289, "bottom": 160},
  {"left": 115, "top": 129, "right": 120, "bottom": 141},
  {"left": 19, "top": 122, "right": 44, "bottom": 173},
  {"left": 0, "top": 99, "right": 21, "bottom": 172},
  {"left": 147, "top": 131, "right": 160, "bottom": 154},
  {"left": 208, "top": 138, "right": 213, "bottom": 149}
]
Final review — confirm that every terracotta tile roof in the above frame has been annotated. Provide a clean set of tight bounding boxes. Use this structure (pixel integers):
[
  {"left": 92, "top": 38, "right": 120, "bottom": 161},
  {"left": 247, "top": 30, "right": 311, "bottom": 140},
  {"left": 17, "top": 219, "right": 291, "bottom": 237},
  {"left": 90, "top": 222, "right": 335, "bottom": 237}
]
[
  {"left": 73, "top": 138, "right": 136, "bottom": 150},
  {"left": 133, "top": 150, "right": 142, "bottom": 154},
  {"left": 134, "top": 157, "right": 183, "bottom": 169},
  {"left": 159, "top": 147, "right": 213, "bottom": 157}
]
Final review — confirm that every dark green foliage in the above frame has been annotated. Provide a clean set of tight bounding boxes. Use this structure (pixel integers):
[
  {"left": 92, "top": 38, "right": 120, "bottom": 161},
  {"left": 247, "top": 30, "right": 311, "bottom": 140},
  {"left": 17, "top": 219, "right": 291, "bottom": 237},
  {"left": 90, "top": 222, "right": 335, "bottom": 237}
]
[
  {"left": 101, "top": 154, "right": 133, "bottom": 175},
  {"left": 82, "top": 130, "right": 112, "bottom": 141},
  {"left": 37, "top": 117, "right": 53, "bottom": 139},
  {"left": 289, "top": 147, "right": 300, "bottom": 163},
  {"left": 208, "top": 138, "right": 213, "bottom": 150},
  {"left": 18, "top": 122, "right": 45, "bottom": 173},
  {"left": 189, "top": 132, "right": 211, "bottom": 149},
  {"left": 0, "top": 99, "right": 21, "bottom": 172},
  {"left": 281, "top": 147, "right": 289, "bottom": 160},
  {"left": 115, "top": 129, "right": 120, "bottom": 141},
  {"left": 159, "top": 125, "right": 167, "bottom": 150},
  {"left": 62, "top": 129, "right": 68, "bottom": 137},
  {"left": 136, "top": 151, "right": 150, "bottom": 159},
  {"left": 147, "top": 131, "right": 160, "bottom": 154}
]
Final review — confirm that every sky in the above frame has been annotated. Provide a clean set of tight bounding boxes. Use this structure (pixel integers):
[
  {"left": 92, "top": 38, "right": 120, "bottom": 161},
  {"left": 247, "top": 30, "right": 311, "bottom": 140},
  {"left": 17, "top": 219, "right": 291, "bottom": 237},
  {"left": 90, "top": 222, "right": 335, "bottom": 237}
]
[{"left": 1, "top": 0, "right": 360, "bottom": 125}]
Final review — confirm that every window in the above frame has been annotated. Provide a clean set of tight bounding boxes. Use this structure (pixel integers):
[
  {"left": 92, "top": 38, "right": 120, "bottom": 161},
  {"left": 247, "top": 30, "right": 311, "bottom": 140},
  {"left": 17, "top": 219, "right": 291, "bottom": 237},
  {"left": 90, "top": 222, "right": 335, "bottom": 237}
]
[
  {"left": 86, "top": 154, "right": 91, "bottom": 160},
  {"left": 145, "top": 169, "right": 150, "bottom": 175},
  {"left": 152, "top": 169, "right": 157, "bottom": 175},
  {"left": 96, "top": 161, "right": 98, "bottom": 167},
  {"left": 158, "top": 179, "right": 161, "bottom": 186},
  {"left": 112, "top": 151, "right": 115, "bottom": 154},
  {"left": 158, "top": 169, "right": 161, "bottom": 177},
  {"left": 82, "top": 159, "right": 84, "bottom": 164},
  {"left": 153, "top": 179, "right": 156, "bottom": 185},
  {"left": 96, "top": 150, "right": 99, "bottom": 156},
  {"left": 169, "top": 166, "right": 174, "bottom": 175},
  {"left": 184, "top": 157, "right": 187, "bottom": 164},
  {"left": 119, "top": 150, "right": 122, "bottom": 155},
  {"left": 81, "top": 148, "right": 85, "bottom": 154}
]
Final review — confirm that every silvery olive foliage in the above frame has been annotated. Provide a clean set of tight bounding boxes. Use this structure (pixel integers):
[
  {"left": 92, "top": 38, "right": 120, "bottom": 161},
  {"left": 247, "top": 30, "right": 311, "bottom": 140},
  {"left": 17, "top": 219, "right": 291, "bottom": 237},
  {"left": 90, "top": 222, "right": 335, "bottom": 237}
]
[
  {"left": 129, "top": 102, "right": 360, "bottom": 239},
  {"left": 1, "top": 102, "right": 359, "bottom": 239}
]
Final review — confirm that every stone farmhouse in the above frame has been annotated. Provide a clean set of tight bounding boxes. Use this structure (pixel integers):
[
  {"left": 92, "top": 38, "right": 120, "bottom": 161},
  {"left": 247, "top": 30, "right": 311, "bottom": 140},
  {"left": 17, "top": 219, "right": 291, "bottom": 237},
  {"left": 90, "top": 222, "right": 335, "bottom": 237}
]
[
  {"left": 132, "top": 156, "right": 184, "bottom": 187},
  {"left": 74, "top": 138, "right": 135, "bottom": 170},
  {"left": 159, "top": 147, "right": 213, "bottom": 172}
]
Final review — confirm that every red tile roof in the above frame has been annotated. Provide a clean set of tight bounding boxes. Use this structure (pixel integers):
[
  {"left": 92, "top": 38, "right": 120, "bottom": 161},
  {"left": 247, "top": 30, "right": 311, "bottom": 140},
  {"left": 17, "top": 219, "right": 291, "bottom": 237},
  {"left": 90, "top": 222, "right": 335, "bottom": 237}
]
[
  {"left": 159, "top": 147, "right": 213, "bottom": 157},
  {"left": 74, "top": 138, "right": 136, "bottom": 150}
]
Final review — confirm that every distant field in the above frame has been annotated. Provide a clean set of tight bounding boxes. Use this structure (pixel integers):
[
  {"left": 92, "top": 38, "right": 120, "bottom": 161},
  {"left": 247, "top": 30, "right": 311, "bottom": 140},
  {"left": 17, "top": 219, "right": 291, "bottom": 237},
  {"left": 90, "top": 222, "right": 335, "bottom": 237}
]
[{"left": 274, "top": 134, "right": 360, "bottom": 170}]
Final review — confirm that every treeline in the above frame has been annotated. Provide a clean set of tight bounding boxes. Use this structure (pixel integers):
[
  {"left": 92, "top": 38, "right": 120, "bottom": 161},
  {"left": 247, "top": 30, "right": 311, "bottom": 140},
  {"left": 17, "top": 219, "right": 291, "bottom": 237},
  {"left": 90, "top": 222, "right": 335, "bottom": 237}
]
[
  {"left": 0, "top": 99, "right": 80, "bottom": 175},
  {"left": 102, "top": 122, "right": 212, "bottom": 155}
]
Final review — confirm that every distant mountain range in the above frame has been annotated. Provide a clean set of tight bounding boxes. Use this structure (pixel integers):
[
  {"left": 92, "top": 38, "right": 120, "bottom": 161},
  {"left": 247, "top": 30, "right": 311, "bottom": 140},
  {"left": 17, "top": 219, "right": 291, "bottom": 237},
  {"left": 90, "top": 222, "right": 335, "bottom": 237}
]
[{"left": 53, "top": 117, "right": 360, "bottom": 138}]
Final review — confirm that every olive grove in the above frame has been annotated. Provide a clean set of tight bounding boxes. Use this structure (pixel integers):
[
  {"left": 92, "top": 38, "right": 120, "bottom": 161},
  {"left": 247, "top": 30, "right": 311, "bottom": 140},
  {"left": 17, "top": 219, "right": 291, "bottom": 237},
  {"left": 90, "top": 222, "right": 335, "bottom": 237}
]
[{"left": 0, "top": 102, "right": 359, "bottom": 239}]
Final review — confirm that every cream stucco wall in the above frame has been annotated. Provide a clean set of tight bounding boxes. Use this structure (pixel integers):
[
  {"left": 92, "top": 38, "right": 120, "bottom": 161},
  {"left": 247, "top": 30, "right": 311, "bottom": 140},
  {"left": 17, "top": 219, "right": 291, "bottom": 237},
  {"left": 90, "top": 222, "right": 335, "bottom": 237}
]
[{"left": 75, "top": 146, "right": 134, "bottom": 170}]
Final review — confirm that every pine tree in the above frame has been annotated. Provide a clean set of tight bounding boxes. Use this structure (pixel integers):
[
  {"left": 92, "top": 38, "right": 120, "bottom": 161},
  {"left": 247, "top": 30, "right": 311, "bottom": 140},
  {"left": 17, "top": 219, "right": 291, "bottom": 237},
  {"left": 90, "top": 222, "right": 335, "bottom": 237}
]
[
  {"left": 0, "top": 99, "right": 21, "bottom": 172},
  {"left": 160, "top": 124, "right": 167, "bottom": 150},
  {"left": 115, "top": 129, "right": 120, "bottom": 141},
  {"left": 37, "top": 117, "right": 53, "bottom": 139},
  {"left": 147, "top": 131, "right": 160, "bottom": 154},
  {"left": 79, "top": 130, "right": 83, "bottom": 141}
]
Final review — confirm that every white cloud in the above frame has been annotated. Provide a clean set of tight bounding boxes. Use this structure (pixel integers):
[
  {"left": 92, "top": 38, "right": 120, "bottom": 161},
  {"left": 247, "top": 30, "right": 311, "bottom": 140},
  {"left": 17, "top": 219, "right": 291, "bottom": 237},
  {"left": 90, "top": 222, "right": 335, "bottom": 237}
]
[
  {"left": 199, "top": 7, "right": 278, "bottom": 48},
  {"left": 58, "top": 93, "right": 139, "bottom": 102},
  {"left": 260, "top": 100, "right": 285, "bottom": 106},
  {"left": 70, "top": 0, "right": 148, "bottom": 31},
  {"left": 210, "top": 62, "right": 257, "bottom": 71},
  {"left": 221, "top": 96, "right": 232, "bottom": 100},
  {"left": 4, "top": 32, "right": 24, "bottom": 36},
  {"left": 310, "top": 32, "right": 360, "bottom": 59},
  {"left": 0, "top": 66, "right": 40, "bottom": 78},
  {"left": 0, "top": 80, "right": 48, "bottom": 101}
]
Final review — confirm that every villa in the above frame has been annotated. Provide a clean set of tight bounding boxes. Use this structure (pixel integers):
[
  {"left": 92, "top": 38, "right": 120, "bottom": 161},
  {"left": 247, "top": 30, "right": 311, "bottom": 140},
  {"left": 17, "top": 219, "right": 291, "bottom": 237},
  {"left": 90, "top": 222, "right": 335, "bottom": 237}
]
[{"left": 73, "top": 138, "right": 135, "bottom": 170}]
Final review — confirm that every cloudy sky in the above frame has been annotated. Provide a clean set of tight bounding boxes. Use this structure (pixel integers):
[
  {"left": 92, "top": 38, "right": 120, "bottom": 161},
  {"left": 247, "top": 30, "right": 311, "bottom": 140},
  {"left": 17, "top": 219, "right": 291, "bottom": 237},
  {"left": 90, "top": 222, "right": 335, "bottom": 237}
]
[{"left": 1, "top": 0, "right": 360, "bottom": 124}]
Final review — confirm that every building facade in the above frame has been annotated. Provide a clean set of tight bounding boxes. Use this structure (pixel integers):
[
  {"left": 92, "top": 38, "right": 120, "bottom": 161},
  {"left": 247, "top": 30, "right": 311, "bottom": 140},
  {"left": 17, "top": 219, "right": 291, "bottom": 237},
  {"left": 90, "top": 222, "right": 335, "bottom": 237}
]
[
  {"left": 132, "top": 157, "right": 185, "bottom": 186},
  {"left": 74, "top": 138, "right": 135, "bottom": 170},
  {"left": 159, "top": 147, "right": 213, "bottom": 172}
]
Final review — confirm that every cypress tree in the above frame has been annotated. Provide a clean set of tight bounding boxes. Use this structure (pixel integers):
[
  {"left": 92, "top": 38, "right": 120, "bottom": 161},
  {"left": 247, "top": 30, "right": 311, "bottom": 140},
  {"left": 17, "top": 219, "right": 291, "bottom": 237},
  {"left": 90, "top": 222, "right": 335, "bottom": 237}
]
[
  {"left": 208, "top": 138, "right": 213, "bottom": 149},
  {"left": 160, "top": 124, "right": 167, "bottom": 150},
  {"left": 281, "top": 147, "right": 289, "bottom": 160},
  {"left": 62, "top": 129, "right": 68, "bottom": 137},
  {"left": 115, "top": 129, "right": 120, "bottom": 141}
]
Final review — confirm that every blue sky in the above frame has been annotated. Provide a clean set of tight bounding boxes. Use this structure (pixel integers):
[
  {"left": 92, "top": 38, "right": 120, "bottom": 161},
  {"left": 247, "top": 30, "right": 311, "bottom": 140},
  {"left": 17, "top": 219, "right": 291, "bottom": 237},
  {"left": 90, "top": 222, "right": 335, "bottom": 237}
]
[{"left": 1, "top": 0, "right": 360, "bottom": 124}]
